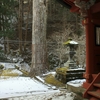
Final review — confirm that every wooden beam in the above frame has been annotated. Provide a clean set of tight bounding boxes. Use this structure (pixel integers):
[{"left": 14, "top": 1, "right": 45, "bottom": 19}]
[
  {"left": 63, "top": 0, "right": 73, "bottom": 6},
  {"left": 63, "top": 0, "right": 79, "bottom": 12},
  {"left": 69, "top": 0, "right": 74, "bottom": 2},
  {"left": 70, "top": 5, "right": 79, "bottom": 12},
  {"left": 92, "top": 19, "right": 100, "bottom": 25},
  {"left": 57, "top": 0, "right": 71, "bottom": 9},
  {"left": 91, "top": 2, "right": 100, "bottom": 14}
]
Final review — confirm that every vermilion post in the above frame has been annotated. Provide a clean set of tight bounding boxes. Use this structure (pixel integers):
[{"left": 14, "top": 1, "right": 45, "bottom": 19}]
[{"left": 83, "top": 15, "right": 95, "bottom": 87}]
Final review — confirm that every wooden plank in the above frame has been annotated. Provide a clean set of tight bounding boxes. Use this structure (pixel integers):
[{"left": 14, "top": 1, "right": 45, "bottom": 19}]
[
  {"left": 94, "top": 83, "right": 100, "bottom": 88},
  {"left": 91, "top": 2, "right": 100, "bottom": 14},
  {"left": 88, "top": 91, "right": 100, "bottom": 99}
]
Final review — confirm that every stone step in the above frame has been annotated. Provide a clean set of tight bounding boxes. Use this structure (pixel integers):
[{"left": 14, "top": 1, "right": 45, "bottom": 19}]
[{"left": 67, "top": 69, "right": 85, "bottom": 73}]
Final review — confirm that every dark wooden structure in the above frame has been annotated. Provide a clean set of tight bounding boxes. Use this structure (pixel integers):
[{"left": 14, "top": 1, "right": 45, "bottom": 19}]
[{"left": 57, "top": 0, "right": 100, "bottom": 100}]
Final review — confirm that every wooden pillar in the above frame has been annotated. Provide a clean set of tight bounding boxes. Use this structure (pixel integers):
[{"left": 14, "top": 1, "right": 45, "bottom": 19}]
[{"left": 83, "top": 13, "right": 95, "bottom": 87}]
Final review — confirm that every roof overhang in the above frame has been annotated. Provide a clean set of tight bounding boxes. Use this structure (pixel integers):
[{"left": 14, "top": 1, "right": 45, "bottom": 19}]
[
  {"left": 56, "top": 0, "right": 71, "bottom": 9},
  {"left": 57, "top": 0, "right": 100, "bottom": 15},
  {"left": 57, "top": 0, "right": 80, "bottom": 12}
]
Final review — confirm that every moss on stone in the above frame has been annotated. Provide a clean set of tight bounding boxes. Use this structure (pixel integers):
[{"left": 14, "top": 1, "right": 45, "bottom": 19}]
[
  {"left": 44, "top": 74, "right": 65, "bottom": 87},
  {"left": 56, "top": 67, "right": 68, "bottom": 75},
  {"left": 1, "top": 69, "right": 20, "bottom": 76},
  {"left": 63, "top": 40, "right": 71, "bottom": 45}
]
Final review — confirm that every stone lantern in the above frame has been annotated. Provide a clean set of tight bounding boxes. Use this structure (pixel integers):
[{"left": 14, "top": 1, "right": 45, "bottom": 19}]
[
  {"left": 55, "top": 39, "right": 85, "bottom": 83},
  {"left": 63, "top": 39, "right": 78, "bottom": 69}
]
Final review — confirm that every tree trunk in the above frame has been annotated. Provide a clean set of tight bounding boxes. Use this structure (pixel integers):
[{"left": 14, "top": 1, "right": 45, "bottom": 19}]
[
  {"left": 31, "top": 0, "right": 48, "bottom": 75},
  {"left": 24, "top": 0, "right": 32, "bottom": 51},
  {"left": 18, "top": 0, "right": 23, "bottom": 53},
  {"left": 6, "top": 37, "right": 10, "bottom": 54}
]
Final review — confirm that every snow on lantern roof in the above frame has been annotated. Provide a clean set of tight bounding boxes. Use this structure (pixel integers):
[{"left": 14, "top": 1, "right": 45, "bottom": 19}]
[{"left": 63, "top": 39, "right": 78, "bottom": 45}]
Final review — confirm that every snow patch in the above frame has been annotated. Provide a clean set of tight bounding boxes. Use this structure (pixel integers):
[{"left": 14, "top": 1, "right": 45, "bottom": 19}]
[
  {"left": 70, "top": 41, "right": 78, "bottom": 44},
  {"left": 67, "top": 79, "right": 86, "bottom": 87},
  {"left": 43, "top": 71, "right": 56, "bottom": 76}
]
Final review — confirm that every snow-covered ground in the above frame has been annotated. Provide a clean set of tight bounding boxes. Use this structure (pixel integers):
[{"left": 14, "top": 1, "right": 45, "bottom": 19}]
[
  {"left": 0, "top": 62, "right": 85, "bottom": 100},
  {"left": 0, "top": 76, "right": 59, "bottom": 98},
  {"left": 0, "top": 76, "right": 77, "bottom": 100}
]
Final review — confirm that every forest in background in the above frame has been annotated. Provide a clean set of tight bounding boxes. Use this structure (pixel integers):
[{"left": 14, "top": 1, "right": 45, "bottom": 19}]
[
  {"left": 0, "top": 0, "right": 32, "bottom": 65},
  {"left": 0, "top": 0, "right": 86, "bottom": 74}
]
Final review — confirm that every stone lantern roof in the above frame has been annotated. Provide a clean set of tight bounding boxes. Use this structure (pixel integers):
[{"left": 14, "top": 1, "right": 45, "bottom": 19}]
[{"left": 63, "top": 39, "right": 78, "bottom": 45}]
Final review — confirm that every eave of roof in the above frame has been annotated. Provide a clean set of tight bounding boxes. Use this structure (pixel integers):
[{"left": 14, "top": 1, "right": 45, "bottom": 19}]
[
  {"left": 57, "top": 0, "right": 79, "bottom": 12},
  {"left": 56, "top": 0, "right": 71, "bottom": 9},
  {"left": 58, "top": 0, "right": 100, "bottom": 14}
]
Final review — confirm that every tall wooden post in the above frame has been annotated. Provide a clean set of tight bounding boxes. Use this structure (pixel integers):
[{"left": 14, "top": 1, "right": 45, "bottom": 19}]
[{"left": 82, "top": 10, "right": 96, "bottom": 88}]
